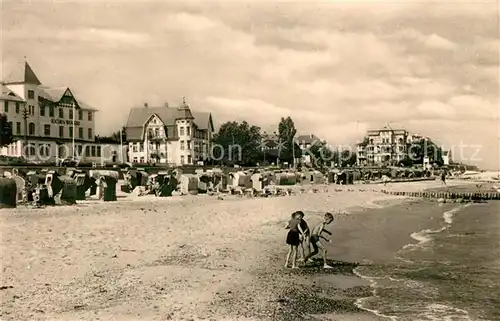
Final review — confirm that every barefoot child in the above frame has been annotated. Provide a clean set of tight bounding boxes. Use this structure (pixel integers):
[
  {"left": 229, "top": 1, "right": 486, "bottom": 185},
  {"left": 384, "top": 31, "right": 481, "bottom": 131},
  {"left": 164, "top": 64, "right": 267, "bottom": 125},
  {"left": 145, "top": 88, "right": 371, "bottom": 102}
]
[
  {"left": 284, "top": 211, "right": 306, "bottom": 268},
  {"left": 304, "top": 212, "right": 334, "bottom": 269},
  {"left": 297, "top": 211, "right": 310, "bottom": 262}
]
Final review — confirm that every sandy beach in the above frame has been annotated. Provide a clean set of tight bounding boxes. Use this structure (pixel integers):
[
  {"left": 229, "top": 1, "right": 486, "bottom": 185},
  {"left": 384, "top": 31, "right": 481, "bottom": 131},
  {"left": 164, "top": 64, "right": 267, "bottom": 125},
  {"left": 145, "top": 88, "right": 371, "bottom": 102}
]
[{"left": 0, "top": 180, "right": 471, "bottom": 321}]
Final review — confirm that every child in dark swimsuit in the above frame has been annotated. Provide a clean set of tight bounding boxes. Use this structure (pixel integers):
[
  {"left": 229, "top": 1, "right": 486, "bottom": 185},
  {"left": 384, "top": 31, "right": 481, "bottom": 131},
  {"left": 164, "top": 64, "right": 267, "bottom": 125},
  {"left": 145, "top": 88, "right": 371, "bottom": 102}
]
[{"left": 284, "top": 211, "right": 306, "bottom": 268}]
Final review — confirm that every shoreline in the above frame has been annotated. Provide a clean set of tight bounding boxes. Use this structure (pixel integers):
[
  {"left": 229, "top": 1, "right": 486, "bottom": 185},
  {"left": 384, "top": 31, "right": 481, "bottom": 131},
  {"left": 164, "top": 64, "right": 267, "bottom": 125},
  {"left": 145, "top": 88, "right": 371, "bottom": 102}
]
[{"left": 0, "top": 180, "right": 475, "bottom": 321}]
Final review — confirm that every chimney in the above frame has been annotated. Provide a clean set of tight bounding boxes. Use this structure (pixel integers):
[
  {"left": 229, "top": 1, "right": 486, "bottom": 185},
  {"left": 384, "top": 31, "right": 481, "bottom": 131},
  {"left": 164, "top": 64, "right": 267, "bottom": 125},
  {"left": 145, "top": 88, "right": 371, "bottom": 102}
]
[
  {"left": 164, "top": 102, "right": 169, "bottom": 108},
  {"left": 144, "top": 102, "right": 148, "bottom": 108}
]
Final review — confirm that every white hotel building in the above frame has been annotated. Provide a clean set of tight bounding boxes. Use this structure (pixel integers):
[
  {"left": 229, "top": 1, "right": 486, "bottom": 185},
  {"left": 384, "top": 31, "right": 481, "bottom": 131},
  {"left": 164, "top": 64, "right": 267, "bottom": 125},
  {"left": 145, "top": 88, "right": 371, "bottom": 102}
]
[
  {"left": 126, "top": 102, "right": 214, "bottom": 165},
  {"left": 0, "top": 61, "right": 120, "bottom": 163}
]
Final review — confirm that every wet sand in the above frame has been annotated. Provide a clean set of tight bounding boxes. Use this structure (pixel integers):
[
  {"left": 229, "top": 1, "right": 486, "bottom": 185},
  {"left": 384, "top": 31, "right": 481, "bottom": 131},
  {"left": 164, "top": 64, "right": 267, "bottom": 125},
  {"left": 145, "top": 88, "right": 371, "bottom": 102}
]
[{"left": 0, "top": 180, "right": 469, "bottom": 321}]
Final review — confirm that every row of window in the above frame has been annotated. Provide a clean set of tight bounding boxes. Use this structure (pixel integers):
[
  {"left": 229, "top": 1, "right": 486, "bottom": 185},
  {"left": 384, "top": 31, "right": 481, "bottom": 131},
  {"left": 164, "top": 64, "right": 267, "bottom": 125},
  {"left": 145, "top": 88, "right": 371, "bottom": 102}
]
[
  {"left": 3, "top": 101, "right": 93, "bottom": 121},
  {"left": 130, "top": 140, "right": 207, "bottom": 154},
  {"left": 23, "top": 144, "right": 103, "bottom": 158},
  {"left": 368, "top": 138, "right": 406, "bottom": 145},
  {"left": 131, "top": 155, "right": 193, "bottom": 164},
  {"left": 8, "top": 121, "right": 93, "bottom": 139},
  {"left": 179, "top": 125, "right": 208, "bottom": 139}
]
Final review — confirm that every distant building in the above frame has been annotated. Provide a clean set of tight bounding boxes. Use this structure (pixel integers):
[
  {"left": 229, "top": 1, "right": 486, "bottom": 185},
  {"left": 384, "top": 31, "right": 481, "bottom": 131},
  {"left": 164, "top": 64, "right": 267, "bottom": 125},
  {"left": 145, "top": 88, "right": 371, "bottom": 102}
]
[
  {"left": 296, "top": 134, "right": 322, "bottom": 164},
  {"left": 442, "top": 149, "right": 452, "bottom": 166},
  {"left": 0, "top": 60, "right": 117, "bottom": 164},
  {"left": 125, "top": 101, "right": 214, "bottom": 165},
  {"left": 357, "top": 126, "right": 409, "bottom": 166}
]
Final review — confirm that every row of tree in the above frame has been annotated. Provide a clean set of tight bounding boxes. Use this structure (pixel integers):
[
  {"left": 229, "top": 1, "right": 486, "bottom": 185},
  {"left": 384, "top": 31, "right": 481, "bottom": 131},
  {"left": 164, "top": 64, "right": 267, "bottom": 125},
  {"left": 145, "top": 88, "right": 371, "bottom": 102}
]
[{"left": 211, "top": 116, "right": 357, "bottom": 167}]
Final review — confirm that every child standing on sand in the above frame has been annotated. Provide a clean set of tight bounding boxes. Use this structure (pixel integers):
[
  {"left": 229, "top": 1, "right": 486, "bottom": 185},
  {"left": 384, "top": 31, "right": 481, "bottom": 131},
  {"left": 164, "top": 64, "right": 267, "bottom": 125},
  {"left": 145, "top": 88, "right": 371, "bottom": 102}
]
[
  {"left": 297, "top": 212, "right": 310, "bottom": 262},
  {"left": 284, "top": 211, "right": 306, "bottom": 268},
  {"left": 304, "top": 212, "right": 335, "bottom": 269}
]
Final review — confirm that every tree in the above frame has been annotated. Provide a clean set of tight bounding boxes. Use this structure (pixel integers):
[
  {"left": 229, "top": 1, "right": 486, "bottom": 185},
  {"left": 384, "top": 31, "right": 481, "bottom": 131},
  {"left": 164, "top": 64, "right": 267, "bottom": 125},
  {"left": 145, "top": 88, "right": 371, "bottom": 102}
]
[
  {"left": 212, "top": 121, "right": 262, "bottom": 166},
  {"left": 277, "top": 117, "right": 298, "bottom": 164},
  {"left": 341, "top": 149, "right": 357, "bottom": 167},
  {"left": 0, "top": 113, "right": 13, "bottom": 148},
  {"left": 408, "top": 138, "right": 444, "bottom": 166},
  {"left": 308, "top": 140, "right": 335, "bottom": 168},
  {"left": 94, "top": 126, "right": 127, "bottom": 144}
]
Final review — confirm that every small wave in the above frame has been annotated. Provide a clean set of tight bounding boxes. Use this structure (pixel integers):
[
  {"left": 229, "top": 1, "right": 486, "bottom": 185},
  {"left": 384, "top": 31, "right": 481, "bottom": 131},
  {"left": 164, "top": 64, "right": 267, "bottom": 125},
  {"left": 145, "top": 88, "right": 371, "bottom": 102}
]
[
  {"left": 354, "top": 204, "right": 473, "bottom": 321},
  {"left": 443, "top": 203, "right": 470, "bottom": 225},
  {"left": 420, "top": 303, "right": 472, "bottom": 321},
  {"left": 353, "top": 267, "right": 400, "bottom": 321},
  {"left": 400, "top": 204, "right": 469, "bottom": 255}
]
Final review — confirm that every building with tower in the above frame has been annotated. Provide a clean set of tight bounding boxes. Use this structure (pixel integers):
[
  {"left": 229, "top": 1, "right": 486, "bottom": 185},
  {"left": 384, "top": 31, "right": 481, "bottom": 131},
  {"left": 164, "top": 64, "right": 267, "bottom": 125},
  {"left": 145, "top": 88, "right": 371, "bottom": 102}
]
[
  {"left": 125, "top": 99, "right": 214, "bottom": 165},
  {"left": 0, "top": 60, "right": 120, "bottom": 163}
]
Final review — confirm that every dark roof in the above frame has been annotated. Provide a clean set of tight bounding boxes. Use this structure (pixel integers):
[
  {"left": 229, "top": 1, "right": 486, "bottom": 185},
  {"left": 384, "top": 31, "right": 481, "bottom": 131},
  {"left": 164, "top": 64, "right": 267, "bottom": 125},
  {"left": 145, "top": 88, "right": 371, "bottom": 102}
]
[
  {"left": 38, "top": 86, "right": 98, "bottom": 111},
  {"left": 126, "top": 105, "right": 213, "bottom": 141},
  {"left": 296, "top": 134, "right": 321, "bottom": 144},
  {"left": 0, "top": 84, "right": 25, "bottom": 102},
  {"left": 3, "top": 61, "right": 42, "bottom": 85}
]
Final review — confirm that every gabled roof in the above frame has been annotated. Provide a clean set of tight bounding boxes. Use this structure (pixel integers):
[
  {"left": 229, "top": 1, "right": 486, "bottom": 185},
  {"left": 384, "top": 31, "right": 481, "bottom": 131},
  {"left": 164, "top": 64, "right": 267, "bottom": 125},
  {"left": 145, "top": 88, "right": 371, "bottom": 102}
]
[
  {"left": 126, "top": 105, "right": 213, "bottom": 140},
  {"left": 296, "top": 134, "right": 321, "bottom": 144},
  {"left": 0, "top": 84, "right": 25, "bottom": 102},
  {"left": 38, "top": 86, "right": 68, "bottom": 102},
  {"left": 126, "top": 106, "right": 212, "bottom": 129},
  {"left": 3, "top": 61, "right": 42, "bottom": 85},
  {"left": 38, "top": 86, "right": 98, "bottom": 111}
]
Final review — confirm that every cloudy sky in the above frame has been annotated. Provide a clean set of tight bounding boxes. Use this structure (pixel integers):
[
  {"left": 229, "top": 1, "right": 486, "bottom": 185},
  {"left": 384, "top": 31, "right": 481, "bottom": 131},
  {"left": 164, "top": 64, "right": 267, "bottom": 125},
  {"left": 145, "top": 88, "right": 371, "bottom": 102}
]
[{"left": 1, "top": 0, "right": 499, "bottom": 169}]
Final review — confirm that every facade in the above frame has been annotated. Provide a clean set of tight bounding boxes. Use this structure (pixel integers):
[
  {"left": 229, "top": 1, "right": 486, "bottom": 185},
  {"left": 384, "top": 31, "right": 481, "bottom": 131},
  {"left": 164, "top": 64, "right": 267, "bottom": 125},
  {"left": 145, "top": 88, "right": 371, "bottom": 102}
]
[
  {"left": 296, "top": 134, "right": 321, "bottom": 164},
  {"left": 357, "top": 126, "right": 409, "bottom": 166},
  {"left": 126, "top": 101, "right": 214, "bottom": 165},
  {"left": 0, "top": 61, "right": 118, "bottom": 164}
]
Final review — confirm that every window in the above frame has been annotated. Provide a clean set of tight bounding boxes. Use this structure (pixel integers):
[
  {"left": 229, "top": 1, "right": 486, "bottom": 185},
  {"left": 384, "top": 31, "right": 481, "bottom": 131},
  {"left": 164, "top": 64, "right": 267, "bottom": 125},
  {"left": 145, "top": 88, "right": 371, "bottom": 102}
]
[
  {"left": 91, "top": 146, "right": 96, "bottom": 157},
  {"left": 16, "top": 122, "right": 21, "bottom": 135},
  {"left": 27, "top": 144, "right": 36, "bottom": 156},
  {"left": 3, "top": 101, "right": 8, "bottom": 113},
  {"left": 79, "top": 127, "right": 83, "bottom": 139},
  {"left": 180, "top": 127, "right": 185, "bottom": 136},
  {"left": 79, "top": 110, "right": 83, "bottom": 120},
  {"left": 59, "top": 126, "right": 64, "bottom": 138},
  {"left": 132, "top": 144, "right": 138, "bottom": 152},
  {"left": 28, "top": 90, "right": 35, "bottom": 99},
  {"left": 40, "top": 106, "right": 45, "bottom": 116},
  {"left": 187, "top": 140, "right": 191, "bottom": 149},
  {"left": 28, "top": 122, "right": 35, "bottom": 135},
  {"left": 69, "top": 109, "right": 73, "bottom": 120},
  {"left": 96, "top": 146, "right": 101, "bottom": 157},
  {"left": 59, "top": 108, "right": 64, "bottom": 119},
  {"left": 133, "top": 157, "right": 138, "bottom": 163},
  {"left": 180, "top": 140, "right": 185, "bottom": 150},
  {"left": 180, "top": 155, "right": 185, "bottom": 164},
  {"left": 49, "top": 106, "right": 54, "bottom": 117},
  {"left": 69, "top": 126, "right": 73, "bottom": 138},
  {"left": 186, "top": 126, "right": 190, "bottom": 136},
  {"left": 39, "top": 144, "right": 49, "bottom": 157},
  {"left": 58, "top": 145, "right": 66, "bottom": 158},
  {"left": 77, "top": 145, "right": 83, "bottom": 156},
  {"left": 88, "top": 128, "right": 92, "bottom": 140},
  {"left": 88, "top": 111, "right": 92, "bottom": 121},
  {"left": 44, "top": 124, "right": 51, "bottom": 136},
  {"left": 15, "top": 102, "right": 20, "bottom": 114},
  {"left": 187, "top": 155, "right": 192, "bottom": 164}
]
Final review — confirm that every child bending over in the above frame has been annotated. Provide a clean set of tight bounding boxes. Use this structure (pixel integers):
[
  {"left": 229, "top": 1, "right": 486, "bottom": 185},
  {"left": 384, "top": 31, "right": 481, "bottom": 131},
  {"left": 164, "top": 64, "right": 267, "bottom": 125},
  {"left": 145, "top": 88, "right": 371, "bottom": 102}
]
[{"left": 304, "top": 212, "right": 334, "bottom": 269}]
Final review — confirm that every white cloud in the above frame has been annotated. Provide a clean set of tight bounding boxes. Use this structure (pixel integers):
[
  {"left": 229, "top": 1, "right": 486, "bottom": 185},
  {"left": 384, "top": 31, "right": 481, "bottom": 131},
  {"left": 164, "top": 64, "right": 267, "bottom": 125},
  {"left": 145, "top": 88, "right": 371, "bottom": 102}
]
[
  {"left": 416, "top": 100, "right": 456, "bottom": 118},
  {"left": 425, "top": 33, "right": 457, "bottom": 50}
]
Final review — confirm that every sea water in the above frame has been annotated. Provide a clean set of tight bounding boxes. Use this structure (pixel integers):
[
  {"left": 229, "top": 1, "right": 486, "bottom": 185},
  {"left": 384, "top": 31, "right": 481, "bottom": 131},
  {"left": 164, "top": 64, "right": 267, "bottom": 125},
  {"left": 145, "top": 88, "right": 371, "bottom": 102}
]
[{"left": 354, "top": 201, "right": 500, "bottom": 321}]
